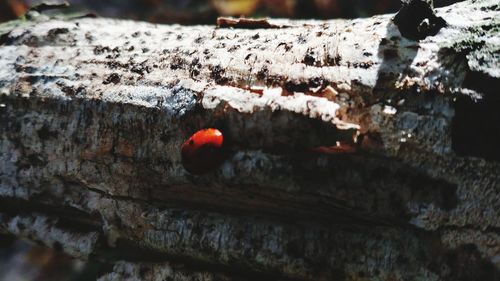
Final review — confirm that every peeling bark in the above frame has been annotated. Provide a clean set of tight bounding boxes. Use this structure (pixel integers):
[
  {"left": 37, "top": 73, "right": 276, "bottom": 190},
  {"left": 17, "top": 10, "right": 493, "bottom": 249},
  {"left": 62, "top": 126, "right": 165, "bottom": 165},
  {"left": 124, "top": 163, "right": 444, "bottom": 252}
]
[{"left": 0, "top": 0, "right": 499, "bottom": 280}]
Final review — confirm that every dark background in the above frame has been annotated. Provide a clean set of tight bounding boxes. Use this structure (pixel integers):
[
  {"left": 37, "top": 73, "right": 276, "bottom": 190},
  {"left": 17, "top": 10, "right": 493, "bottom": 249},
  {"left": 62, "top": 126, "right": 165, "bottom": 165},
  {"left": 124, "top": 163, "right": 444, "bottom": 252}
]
[{"left": 1, "top": 0, "right": 463, "bottom": 24}]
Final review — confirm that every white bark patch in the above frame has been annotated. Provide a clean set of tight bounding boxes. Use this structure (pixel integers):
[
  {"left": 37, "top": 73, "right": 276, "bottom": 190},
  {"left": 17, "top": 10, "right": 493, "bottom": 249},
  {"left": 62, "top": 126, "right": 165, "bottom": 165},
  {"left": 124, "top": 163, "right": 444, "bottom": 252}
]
[{"left": 203, "top": 85, "right": 359, "bottom": 130}]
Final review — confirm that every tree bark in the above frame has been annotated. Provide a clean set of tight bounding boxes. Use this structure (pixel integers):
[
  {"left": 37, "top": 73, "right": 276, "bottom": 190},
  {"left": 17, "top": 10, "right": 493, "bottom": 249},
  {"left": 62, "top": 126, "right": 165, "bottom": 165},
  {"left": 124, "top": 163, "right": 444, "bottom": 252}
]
[{"left": 0, "top": 0, "right": 499, "bottom": 280}]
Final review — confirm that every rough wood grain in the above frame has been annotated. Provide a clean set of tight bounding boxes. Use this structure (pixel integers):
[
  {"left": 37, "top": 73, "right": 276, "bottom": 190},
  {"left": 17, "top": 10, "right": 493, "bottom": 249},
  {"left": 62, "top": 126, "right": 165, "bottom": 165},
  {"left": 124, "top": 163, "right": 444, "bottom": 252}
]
[{"left": 0, "top": 0, "right": 499, "bottom": 280}]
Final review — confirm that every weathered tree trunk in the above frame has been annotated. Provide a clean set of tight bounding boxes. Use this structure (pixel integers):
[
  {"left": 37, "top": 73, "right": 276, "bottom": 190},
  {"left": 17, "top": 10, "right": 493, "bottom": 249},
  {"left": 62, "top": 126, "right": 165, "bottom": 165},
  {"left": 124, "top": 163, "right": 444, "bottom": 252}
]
[{"left": 0, "top": 0, "right": 499, "bottom": 280}]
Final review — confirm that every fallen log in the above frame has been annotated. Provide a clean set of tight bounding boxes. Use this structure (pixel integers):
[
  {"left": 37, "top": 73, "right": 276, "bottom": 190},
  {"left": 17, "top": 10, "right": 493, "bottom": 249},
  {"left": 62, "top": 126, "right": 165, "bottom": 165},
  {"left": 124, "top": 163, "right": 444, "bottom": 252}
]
[{"left": 0, "top": 0, "right": 499, "bottom": 280}]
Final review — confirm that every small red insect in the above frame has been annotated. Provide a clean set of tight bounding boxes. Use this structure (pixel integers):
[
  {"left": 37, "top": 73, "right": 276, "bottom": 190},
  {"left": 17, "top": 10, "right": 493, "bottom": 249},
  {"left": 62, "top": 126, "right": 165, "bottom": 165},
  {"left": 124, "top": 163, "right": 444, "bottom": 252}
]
[{"left": 181, "top": 128, "right": 225, "bottom": 174}]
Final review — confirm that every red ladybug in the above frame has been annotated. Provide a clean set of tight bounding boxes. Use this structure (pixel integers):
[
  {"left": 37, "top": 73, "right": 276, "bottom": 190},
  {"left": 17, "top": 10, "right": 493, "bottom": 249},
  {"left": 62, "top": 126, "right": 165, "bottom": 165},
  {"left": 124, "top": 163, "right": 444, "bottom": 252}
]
[{"left": 181, "top": 128, "right": 225, "bottom": 174}]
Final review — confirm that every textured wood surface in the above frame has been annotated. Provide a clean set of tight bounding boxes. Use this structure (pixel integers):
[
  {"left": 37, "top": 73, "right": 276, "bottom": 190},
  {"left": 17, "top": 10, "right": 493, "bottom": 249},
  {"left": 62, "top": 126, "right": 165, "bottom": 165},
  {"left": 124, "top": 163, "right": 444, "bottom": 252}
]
[{"left": 0, "top": 0, "right": 499, "bottom": 280}]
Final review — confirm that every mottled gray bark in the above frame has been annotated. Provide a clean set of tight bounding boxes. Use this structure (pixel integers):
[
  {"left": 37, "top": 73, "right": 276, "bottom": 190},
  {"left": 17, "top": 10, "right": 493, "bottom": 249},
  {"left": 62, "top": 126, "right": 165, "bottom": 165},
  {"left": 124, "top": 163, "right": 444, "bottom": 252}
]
[{"left": 0, "top": 0, "right": 499, "bottom": 280}]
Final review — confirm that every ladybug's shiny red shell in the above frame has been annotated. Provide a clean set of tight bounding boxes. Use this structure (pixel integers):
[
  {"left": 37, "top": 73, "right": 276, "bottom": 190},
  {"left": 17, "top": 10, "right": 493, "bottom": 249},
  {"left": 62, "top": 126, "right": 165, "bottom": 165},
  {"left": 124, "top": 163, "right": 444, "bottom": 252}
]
[{"left": 181, "top": 128, "right": 225, "bottom": 174}]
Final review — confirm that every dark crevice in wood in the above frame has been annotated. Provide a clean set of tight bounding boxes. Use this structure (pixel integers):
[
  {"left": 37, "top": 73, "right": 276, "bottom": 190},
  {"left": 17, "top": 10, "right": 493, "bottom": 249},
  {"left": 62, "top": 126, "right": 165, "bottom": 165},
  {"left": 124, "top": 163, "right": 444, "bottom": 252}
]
[
  {"left": 95, "top": 238, "right": 310, "bottom": 281},
  {"left": 452, "top": 94, "right": 500, "bottom": 161},
  {"left": 58, "top": 173, "right": 403, "bottom": 229},
  {"left": 0, "top": 197, "right": 102, "bottom": 233},
  {"left": 463, "top": 70, "right": 500, "bottom": 98},
  {"left": 56, "top": 152, "right": 460, "bottom": 228}
]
